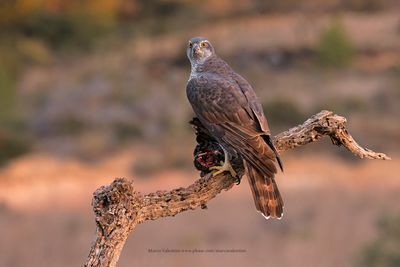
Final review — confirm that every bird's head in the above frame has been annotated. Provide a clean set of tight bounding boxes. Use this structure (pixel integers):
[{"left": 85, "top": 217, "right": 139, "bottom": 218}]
[{"left": 186, "top": 37, "right": 215, "bottom": 64}]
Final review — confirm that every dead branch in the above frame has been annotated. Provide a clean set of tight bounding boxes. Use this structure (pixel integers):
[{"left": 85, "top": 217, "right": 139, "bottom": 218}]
[{"left": 83, "top": 110, "right": 390, "bottom": 267}]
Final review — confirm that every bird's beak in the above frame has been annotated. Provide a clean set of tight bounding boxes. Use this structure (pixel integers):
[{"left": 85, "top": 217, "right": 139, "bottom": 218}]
[{"left": 193, "top": 44, "right": 202, "bottom": 57}]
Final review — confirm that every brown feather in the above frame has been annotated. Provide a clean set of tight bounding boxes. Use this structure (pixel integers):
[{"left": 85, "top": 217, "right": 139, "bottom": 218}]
[
  {"left": 186, "top": 61, "right": 284, "bottom": 219},
  {"left": 245, "top": 161, "right": 284, "bottom": 219},
  {"left": 220, "top": 122, "right": 284, "bottom": 219}
]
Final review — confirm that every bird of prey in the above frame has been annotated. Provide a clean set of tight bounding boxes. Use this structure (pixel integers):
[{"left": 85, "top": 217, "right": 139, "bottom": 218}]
[{"left": 186, "top": 37, "right": 284, "bottom": 219}]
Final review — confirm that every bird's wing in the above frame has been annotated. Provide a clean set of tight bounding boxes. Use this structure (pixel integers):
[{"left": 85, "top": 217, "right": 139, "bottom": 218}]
[
  {"left": 232, "top": 73, "right": 271, "bottom": 134},
  {"left": 233, "top": 73, "right": 283, "bottom": 171},
  {"left": 187, "top": 76, "right": 284, "bottom": 218}
]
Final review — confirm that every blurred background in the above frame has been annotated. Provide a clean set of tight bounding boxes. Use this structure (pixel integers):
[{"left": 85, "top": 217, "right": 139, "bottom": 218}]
[{"left": 0, "top": 0, "right": 399, "bottom": 266}]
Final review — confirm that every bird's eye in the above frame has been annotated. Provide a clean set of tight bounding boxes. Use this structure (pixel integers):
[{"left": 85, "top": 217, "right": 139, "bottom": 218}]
[
  {"left": 188, "top": 41, "right": 193, "bottom": 48},
  {"left": 200, "top": 42, "right": 206, "bottom": 48}
]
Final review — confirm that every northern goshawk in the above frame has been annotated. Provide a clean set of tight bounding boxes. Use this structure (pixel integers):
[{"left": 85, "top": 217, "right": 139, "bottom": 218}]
[{"left": 186, "top": 37, "right": 284, "bottom": 219}]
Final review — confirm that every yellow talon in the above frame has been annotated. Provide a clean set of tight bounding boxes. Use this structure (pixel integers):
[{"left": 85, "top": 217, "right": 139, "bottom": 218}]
[{"left": 209, "top": 160, "right": 237, "bottom": 177}]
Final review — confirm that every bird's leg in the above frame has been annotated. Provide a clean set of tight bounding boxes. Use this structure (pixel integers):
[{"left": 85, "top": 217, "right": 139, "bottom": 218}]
[{"left": 209, "top": 147, "right": 239, "bottom": 183}]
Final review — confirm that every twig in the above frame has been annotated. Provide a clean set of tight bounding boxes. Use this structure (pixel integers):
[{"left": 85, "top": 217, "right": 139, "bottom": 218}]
[{"left": 83, "top": 110, "right": 390, "bottom": 267}]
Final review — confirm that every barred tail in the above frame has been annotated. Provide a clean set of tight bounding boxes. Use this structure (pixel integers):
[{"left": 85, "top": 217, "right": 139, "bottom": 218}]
[{"left": 245, "top": 161, "right": 284, "bottom": 219}]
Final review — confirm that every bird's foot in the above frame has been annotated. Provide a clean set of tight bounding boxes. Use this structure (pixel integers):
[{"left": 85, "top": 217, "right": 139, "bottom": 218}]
[{"left": 209, "top": 160, "right": 237, "bottom": 178}]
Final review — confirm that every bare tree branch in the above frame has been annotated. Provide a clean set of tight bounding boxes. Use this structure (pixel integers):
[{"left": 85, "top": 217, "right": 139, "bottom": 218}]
[
  {"left": 273, "top": 110, "right": 390, "bottom": 160},
  {"left": 83, "top": 110, "right": 390, "bottom": 267}
]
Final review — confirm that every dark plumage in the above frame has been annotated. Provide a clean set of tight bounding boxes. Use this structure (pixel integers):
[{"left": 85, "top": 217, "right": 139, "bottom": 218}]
[{"left": 186, "top": 37, "right": 284, "bottom": 219}]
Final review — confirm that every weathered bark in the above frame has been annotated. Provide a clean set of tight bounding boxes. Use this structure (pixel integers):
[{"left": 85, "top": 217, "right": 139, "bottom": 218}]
[{"left": 83, "top": 110, "right": 390, "bottom": 267}]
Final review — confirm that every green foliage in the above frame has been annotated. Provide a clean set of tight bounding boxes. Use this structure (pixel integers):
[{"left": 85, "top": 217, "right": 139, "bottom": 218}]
[
  {"left": 390, "top": 65, "right": 400, "bottom": 99},
  {"left": 342, "top": 97, "right": 369, "bottom": 113},
  {"left": 0, "top": 66, "right": 16, "bottom": 122},
  {"left": 0, "top": 4, "right": 117, "bottom": 164},
  {"left": 0, "top": 38, "right": 21, "bottom": 125},
  {"left": 15, "top": 12, "right": 114, "bottom": 49},
  {"left": 313, "top": 96, "right": 369, "bottom": 116},
  {"left": 0, "top": 135, "right": 31, "bottom": 166},
  {"left": 355, "top": 214, "right": 400, "bottom": 267},
  {"left": 0, "top": 121, "right": 32, "bottom": 165},
  {"left": 19, "top": 13, "right": 76, "bottom": 48},
  {"left": 0, "top": 37, "right": 49, "bottom": 164},
  {"left": 316, "top": 20, "right": 354, "bottom": 68},
  {"left": 344, "top": 0, "right": 384, "bottom": 11},
  {"left": 262, "top": 97, "right": 306, "bottom": 129},
  {"left": 16, "top": 38, "right": 52, "bottom": 64}
]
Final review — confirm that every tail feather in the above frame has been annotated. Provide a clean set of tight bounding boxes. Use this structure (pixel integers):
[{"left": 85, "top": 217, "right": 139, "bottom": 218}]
[
  {"left": 220, "top": 124, "right": 284, "bottom": 219},
  {"left": 262, "top": 135, "right": 284, "bottom": 172},
  {"left": 245, "top": 161, "right": 284, "bottom": 219}
]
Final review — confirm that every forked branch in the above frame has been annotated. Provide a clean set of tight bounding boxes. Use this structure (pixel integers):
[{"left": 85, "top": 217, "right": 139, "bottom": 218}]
[{"left": 83, "top": 110, "right": 390, "bottom": 267}]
